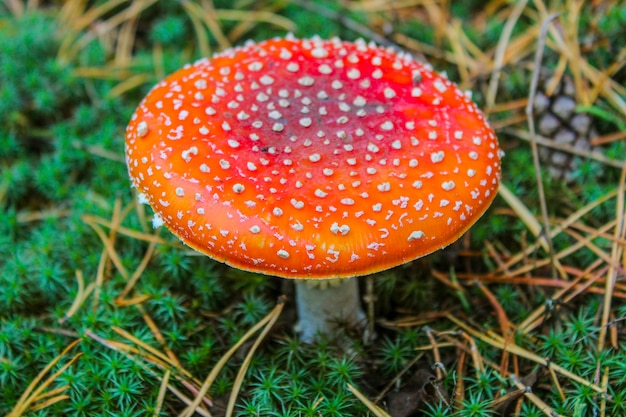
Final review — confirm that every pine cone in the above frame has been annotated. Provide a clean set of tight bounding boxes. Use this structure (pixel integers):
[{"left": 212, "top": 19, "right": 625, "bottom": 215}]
[{"left": 533, "top": 74, "right": 597, "bottom": 182}]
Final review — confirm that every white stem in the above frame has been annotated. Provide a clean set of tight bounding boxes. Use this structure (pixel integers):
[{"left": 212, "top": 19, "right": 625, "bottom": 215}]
[{"left": 294, "top": 277, "right": 366, "bottom": 342}]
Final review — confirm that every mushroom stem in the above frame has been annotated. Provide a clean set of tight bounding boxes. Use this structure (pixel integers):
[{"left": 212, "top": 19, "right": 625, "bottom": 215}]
[{"left": 294, "top": 277, "right": 366, "bottom": 343}]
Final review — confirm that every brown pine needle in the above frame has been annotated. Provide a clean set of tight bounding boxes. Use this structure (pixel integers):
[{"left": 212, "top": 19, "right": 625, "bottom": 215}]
[
  {"left": 117, "top": 240, "right": 158, "bottom": 302},
  {"left": 82, "top": 214, "right": 167, "bottom": 245},
  {"left": 8, "top": 339, "right": 82, "bottom": 417},
  {"left": 225, "top": 297, "right": 286, "bottom": 417},
  {"left": 181, "top": 296, "right": 286, "bottom": 417},
  {"left": 60, "top": 270, "right": 95, "bottom": 323},
  {"left": 153, "top": 370, "right": 171, "bottom": 417},
  {"left": 138, "top": 305, "right": 185, "bottom": 370},
  {"left": 510, "top": 375, "right": 565, "bottom": 417},
  {"left": 347, "top": 384, "right": 391, "bottom": 417},
  {"left": 598, "top": 167, "right": 626, "bottom": 351},
  {"left": 447, "top": 314, "right": 605, "bottom": 394},
  {"left": 87, "top": 329, "right": 215, "bottom": 415},
  {"left": 26, "top": 394, "right": 71, "bottom": 413}
]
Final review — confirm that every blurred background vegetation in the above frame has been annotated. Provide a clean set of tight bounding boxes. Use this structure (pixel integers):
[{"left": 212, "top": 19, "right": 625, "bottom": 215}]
[{"left": 1, "top": 0, "right": 625, "bottom": 416}]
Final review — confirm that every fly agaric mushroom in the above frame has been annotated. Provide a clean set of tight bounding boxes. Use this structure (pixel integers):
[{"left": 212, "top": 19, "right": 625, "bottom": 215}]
[{"left": 125, "top": 36, "right": 502, "bottom": 342}]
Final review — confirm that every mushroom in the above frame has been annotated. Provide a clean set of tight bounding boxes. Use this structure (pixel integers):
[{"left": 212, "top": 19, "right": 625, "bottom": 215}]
[{"left": 125, "top": 36, "right": 502, "bottom": 342}]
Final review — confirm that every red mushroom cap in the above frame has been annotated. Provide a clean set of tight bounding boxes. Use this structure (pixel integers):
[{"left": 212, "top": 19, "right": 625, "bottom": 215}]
[{"left": 125, "top": 36, "right": 502, "bottom": 279}]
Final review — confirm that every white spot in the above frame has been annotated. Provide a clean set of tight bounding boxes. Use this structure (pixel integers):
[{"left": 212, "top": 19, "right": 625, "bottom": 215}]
[
  {"left": 291, "top": 199, "right": 304, "bottom": 209},
  {"left": 152, "top": 213, "right": 164, "bottom": 229},
  {"left": 367, "top": 143, "right": 380, "bottom": 153},
  {"left": 175, "top": 187, "right": 184, "bottom": 197},
  {"left": 318, "top": 64, "right": 332, "bottom": 74},
  {"left": 233, "top": 183, "right": 245, "bottom": 193},
  {"left": 384, "top": 87, "right": 397, "bottom": 98},
  {"left": 330, "top": 223, "right": 351, "bottom": 236},
  {"left": 137, "top": 121, "right": 148, "bottom": 137},
  {"left": 277, "top": 249, "right": 290, "bottom": 259},
  {"left": 248, "top": 61, "right": 263, "bottom": 71},
  {"left": 372, "top": 203, "right": 382, "bottom": 212},
  {"left": 272, "top": 123, "right": 285, "bottom": 132},
  {"left": 378, "top": 182, "right": 391, "bottom": 192},
  {"left": 260, "top": 75, "right": 274, "bottom": 85},
  {"left": 269, "top": 110, "right": 282, "bottom": 120},
  {"left": 250, "top": 225, "right": 261, "bottom": 234},
  {"left": 408, "top": 231, "right": 425, "bottom": 241},
  {"left": 442, "top": 181, "right": 456, "bottom": 191},
  {"left": 312, "top": 47, "right": 329, "bottom": 58},
  {"left": 227, "top": 139, "right": 240, "bottom": 148},
  {"left": 287, "top": 62, "right": 300, "bottom": 72},
  {"left": 347, "top": 68, "right": 361, "bottom": 79},
  {"left": 219, "top": 159, "right": 230, "bottom": 169},
  {"left": 469, "top": 151, "right": 479, "bottom": 160},
  {"left": 353, "top": 96, "right": 366, "bottom": 106},
  {"left": 341, "top": 198, "right": 355, "bottom": 205},
  {"left": 315, "top": 189, "right": 328, "bottom": 198},
  {"left": 468, "top": 169, "right": 476, "bottom": 177},
  {"left": 273, "top": 207, "right": 284, "bottom": 216},
  {"left": 181, "top": 146, "right": 198, "bottom": 162},
  {"left": 299, "top": 117, "right": 312, "bottom": 127},
  {"left": 431, "top": 151, "right": 445, "bottom": 163},
  {"left": 222, "top": 121, "right": 232, "bottom": 131},
  {"left": 298, "top": 76, "right": 315, "bottom": 86},
  {"left": 309, "top": 153, "right": 321, "bottom": 162},
  {"left": 411, "top": 87, "right": 422, "bottom": 97},
  {"left": 376, "top": 120, "right": 393, "bottom": 132}
]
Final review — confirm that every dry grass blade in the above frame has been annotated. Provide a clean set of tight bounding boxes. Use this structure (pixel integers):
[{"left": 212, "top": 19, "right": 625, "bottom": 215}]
[
  {"left": 498, "top": 184, "right": 543, "bottom": 246},
  {"left": 507, "top": 128, "right": 626, "bottom": 169},
  {"left": 112, "top": 326, "right": 185, "bottom": 374},
  {"left": 181, "top": 296, "right": 286, "bottom": 417},
  {"left": 7, "top": 339, "right": 81, "bottom": 417},
  {"left": 153, "top": 370, "right": 171, "bottom": 417},
  {"left": 510, "top": 375, "right": 565, "bottom": 417},
  {"left": 82, "top": 214, "right": 167, "bottom": 245},
  {"left": 225, "top": 297, "right": 286, "bottom": 417},
  {"left": 85, "top": 330, "right": 214, "bottom": 416},
  {"left": 85, "top": 219, "right": 130, "bottom": 280},
  {"left": 526, "top": 12, "right": 561, "bottom": 280},
  {"left": 215, "top": 9, "right": 296, "bottom": 32},
  {"left": 180, "top": 0, "right": 216, "bottom": 57},
  {"left": 486, "top": 0, "right": 529, "bottom": 109},
  {"left": 374, "top": 352, "right": 425, "bottom": 404},
  {"left": 598, "top": 167, "right": 626, "bottom": 351},
  {"left": 447, "top": 314, "right": 605, "bottom": 394},
  {"left": 289, "top": 0, "right": 394, "bottom": 47},
  {"left": 497, "top": 187, "right": 620, "bottom": 275},
  {"left": 59, "top": 270, "right": 95, "bottom": 323},
  {"left": 117, "top": 240, "right": 157, "bottom": 302},
  {"left": 347, "top": 384, "right": 391, "bottom": 417}
]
